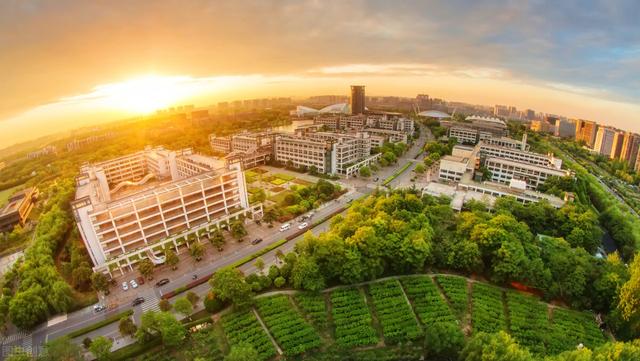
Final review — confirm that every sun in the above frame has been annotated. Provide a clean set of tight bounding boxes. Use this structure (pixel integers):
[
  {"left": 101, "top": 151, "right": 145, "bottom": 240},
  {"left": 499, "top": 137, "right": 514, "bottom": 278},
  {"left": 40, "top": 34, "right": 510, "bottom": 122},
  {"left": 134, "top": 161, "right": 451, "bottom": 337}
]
[{"left": 96, "top": 75, "right": 195, "bottom": 114}]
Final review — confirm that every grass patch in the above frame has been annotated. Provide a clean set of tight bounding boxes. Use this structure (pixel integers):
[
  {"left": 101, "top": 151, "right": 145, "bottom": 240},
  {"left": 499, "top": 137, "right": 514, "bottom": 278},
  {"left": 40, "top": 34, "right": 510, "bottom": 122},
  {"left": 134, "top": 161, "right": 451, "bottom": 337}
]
[
  {"left": 269, "top": 178, "right": 287, "bottom": 186},
  {"left": 269, "top": 190, "right": 293, "bottom": 204},
  {"left": 382, "top": 162, "right": 412, "bottom": 186},
  {"left": 247, "top": 187, "right": 261, "bottom": 194},
  {"left": 111, "top": 337, "right": 162, "bottom": 361},
  {"left": 0, "top": 185, "right": 21, "bottom": 207},
  {"left": 68, "top": 309, "right": 134, "bottom": 339},
  {"left": 274, "top": 173, "right": 295, "bottom": 181}
]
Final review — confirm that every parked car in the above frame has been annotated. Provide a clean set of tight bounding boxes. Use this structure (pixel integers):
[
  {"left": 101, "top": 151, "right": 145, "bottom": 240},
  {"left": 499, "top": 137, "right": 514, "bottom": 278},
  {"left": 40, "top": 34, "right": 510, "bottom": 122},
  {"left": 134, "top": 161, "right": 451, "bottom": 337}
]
[
  {"left": 93, "top": 304, "right": 106, "bottom": 313},
  {"left": 298, "top": 222, "right": 308, "bottom": 230},
  {"left": 374, "top": 177, "right": 379, "bottom": 182},
  {"left": 155, "top": 278, "right": 170, "bottom": 287},
  {"left": 130, "top": 279, "right": 138, "bottom": 289},
  {"left": 132, "top": 297, "right": 145, "bottom": 306},
  {"left": 122, "top": 282, "right": 129, "bottom": 291},
  {"left": 251, "top": 238, "right": 263, "bottom": 245}
]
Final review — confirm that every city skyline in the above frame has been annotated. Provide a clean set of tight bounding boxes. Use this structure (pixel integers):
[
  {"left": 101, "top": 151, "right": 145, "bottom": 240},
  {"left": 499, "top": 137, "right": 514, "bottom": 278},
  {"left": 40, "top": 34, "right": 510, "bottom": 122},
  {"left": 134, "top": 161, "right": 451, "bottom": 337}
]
[{"left": 2, "top": 0, "right": 640, "bottom": 146}]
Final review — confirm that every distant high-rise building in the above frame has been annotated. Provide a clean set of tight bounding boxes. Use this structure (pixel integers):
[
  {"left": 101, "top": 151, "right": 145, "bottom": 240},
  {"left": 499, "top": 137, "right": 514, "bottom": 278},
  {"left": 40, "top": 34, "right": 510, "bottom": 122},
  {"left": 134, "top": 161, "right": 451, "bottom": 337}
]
[
  {"left": 611, "top": 131, "right": 626, "bottom": 160},
  {"left": 555, "top": 119, "right": 576, "bottom": 138},
  {"left": 621, "top": 132, "right": 640, "bottom": 167},
  {"left": 593, "top": 127, "right": 616, "bottom": 157},
  {"left": 526, "top": 109, "right": 535, "bottom": 120},
  {"left": 350, "top": 85, "right": 366, "bottom": 115},
  {"left": 574, "top": 119, "right": 598, "bottom": 147}
]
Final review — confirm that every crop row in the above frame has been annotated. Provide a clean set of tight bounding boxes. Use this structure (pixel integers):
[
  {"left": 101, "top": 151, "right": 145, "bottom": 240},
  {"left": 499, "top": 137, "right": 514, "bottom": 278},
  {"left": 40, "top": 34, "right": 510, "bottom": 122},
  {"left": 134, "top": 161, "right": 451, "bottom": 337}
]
[
  {"left": 471, "top": 283, "right": 506, "bottom": 334},
  {"left": 368, "top": 280, "right": 423, "bottom": 344},
  {"left": 434, "top": 275, "right": 469, "bottom": 318},
  {"left": 221, "top": 309, "right": 276, "bottom": 361},
  {"left": 330, "top": 288, "right": 379, "bottom": 348},
  {"left": 400, "top": 276, "right": 457, "bottom": 326},
  {"left": 506, "top": 291, "right": 550, "bottom": 355},
  {"left": 547, "top": 308, "right": 606, "bottom": 354},
  {"left": 256, "top": 295, "right": 321, "bottom": 356},
  {"left": 293, "top": 292, "right": 328, "bottom": 330}
]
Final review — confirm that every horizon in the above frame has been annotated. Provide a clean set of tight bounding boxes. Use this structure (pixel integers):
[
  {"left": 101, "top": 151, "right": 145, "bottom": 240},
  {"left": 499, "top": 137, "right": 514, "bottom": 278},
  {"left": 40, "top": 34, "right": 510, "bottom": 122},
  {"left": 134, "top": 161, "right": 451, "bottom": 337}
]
[{"left": 2, "top": 1, "right": 640, "bottom": 149}]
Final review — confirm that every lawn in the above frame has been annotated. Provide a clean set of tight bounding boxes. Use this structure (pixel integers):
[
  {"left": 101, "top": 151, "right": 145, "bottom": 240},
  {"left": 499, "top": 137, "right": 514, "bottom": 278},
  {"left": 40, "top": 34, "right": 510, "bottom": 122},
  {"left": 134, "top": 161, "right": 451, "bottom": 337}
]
[
  {"left": 270, "top": 178, "right": 287, "bottom": 186},
  {"left": 274, "top": 173, "right": 295, "bottom": 181},
  {"left": 247, "top": 187, "right": 261, "bottom": 194},
  {"left": 269, "top": 190, "right": 293, "bottom": 204},
  {"left": 0, "top": 185, "right": 21, "bottom": 207}
]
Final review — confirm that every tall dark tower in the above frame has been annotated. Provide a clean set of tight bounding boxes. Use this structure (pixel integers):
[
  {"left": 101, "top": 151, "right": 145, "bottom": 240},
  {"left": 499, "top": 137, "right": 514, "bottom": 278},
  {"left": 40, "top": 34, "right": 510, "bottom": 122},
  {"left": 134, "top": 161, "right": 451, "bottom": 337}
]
[{"left": 350, "top": 85, "right": 365, "bottom": 115}]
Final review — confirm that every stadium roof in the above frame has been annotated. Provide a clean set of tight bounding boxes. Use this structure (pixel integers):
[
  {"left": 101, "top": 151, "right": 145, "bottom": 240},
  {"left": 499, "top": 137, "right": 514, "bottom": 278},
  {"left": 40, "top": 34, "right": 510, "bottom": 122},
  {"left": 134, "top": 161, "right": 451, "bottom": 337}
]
[
  {"left": 319, "top": 103, "right": 350, "bottom": 114},
  {"left": 418, "top": 110, "right": 451, "bottom": 119}
]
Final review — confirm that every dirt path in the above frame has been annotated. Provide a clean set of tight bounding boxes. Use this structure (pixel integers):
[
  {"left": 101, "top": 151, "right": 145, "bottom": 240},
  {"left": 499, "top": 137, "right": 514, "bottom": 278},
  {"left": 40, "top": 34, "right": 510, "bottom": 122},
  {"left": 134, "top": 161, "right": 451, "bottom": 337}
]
[{"left": 252, "top": 308, "right": 283, "bottom": 355}]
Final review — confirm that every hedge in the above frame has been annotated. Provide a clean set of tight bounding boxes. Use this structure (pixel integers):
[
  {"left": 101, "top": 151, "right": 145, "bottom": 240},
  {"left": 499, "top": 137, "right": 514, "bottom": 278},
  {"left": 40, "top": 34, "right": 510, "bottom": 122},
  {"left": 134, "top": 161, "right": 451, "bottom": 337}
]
[
  {"left": 382, "top": 162, "right": 413, "bottom": 185},
  {"left": 66, "top": 309, "right": 134, "bottom": 339}
]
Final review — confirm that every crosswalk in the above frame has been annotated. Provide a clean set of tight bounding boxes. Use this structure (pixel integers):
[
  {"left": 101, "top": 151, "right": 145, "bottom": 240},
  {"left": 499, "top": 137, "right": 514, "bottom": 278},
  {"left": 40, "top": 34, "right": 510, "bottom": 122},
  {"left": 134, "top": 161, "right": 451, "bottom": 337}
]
[
  {"left": 1, "top": 331, "right": 33, "bottom": 357},
  {"left": 140, "top": 297, "right": 160, "bottom": 313}
]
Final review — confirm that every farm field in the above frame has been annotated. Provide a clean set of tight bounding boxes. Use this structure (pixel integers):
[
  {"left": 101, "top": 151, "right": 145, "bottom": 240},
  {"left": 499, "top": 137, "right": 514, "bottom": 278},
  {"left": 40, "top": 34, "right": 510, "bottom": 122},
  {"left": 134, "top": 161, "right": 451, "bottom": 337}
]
[
  {"left": 0, "top": 185, "right": 20, "bottom": 207},
  {"left": 135, "top": 275, "right": 607, "bottom": 360},
  {"left": 368, "top": 280, "right": 423, "bottom": 344},
  {"left": 221, "top": 309, "right": 277, "bottom": 361},
  {"left": 255, "top": 295, "right": 321, "bottom": 356},
  {"left": 330, "top": 287, "right": 379, "bottom": 348}
]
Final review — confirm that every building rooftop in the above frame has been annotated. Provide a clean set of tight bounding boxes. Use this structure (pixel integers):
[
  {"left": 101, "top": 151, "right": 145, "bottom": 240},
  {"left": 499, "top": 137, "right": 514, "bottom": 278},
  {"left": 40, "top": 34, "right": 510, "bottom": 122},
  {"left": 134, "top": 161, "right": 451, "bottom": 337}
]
[{"left": 418, "top": 110, "right": 451, "bottom": 119}]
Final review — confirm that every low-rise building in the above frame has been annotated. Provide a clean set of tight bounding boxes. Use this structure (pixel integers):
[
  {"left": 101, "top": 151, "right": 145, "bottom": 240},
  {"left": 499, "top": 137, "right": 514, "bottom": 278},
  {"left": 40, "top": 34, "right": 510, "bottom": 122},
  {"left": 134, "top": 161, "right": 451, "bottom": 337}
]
[
  {"left": 0, "top": 187, "right": 38, "bottom": 232},
  {"left": 484, "top": 157, "right": 570, "bottom": 189},
  {"left": 449, "top": 127, "right": 478, "bottom": 144},
  {"left": 438, "top": 155, "right": 469, "bottom": 182}
]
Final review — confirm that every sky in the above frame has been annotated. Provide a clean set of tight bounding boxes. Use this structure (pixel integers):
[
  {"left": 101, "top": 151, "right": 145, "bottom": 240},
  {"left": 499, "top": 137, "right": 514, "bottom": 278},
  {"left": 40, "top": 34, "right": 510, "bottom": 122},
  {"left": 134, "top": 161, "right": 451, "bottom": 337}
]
[{"left": 1, "top": 0, "right": 640, "bottom": 148}]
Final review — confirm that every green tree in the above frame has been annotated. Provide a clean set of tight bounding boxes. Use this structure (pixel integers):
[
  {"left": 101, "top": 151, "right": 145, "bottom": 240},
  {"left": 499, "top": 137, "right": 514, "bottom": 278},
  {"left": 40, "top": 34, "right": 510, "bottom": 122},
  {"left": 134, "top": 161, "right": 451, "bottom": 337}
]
[
  {"left": 414, "top": 163, "right": 426, "bottom": 174},
  {"left": 424, "top": 322, "right": 465, "bottom": 360},
  {"left": 91, "top": 272, "right": 110, "bottom": 294},
  {"left": 164, "top": 247, "right": 179, "bottom": 270},
  {"left": 359, "top": 166, "right": 371, "bottom": 177},
  {"left": 209, "top": 267, "right": 254, "bottom": 308},
  {"left": 619, "top": 257, "right": 640, "bottom": 321},
  {"left": 290, "top": 256, "right": 325, "bottom": 291},
  {"left": 119, "top": 316, "right": 137, "bottom": 337},
  {"left": 190, "top": 242, "right": 205, "bottom": 262},
  {"left": 274, "top": 276, "right": 286, "bottom": 288},
  {"left": 9, "top": 289, "right": 48, "bottom": 330},
  {"left": 71, "top": 262, "right": 93, "bottom": 291},
  {"left": 460, "top": 331, "right": 535, "bottom": 361},
  {"left": 157, "top": 311, "right": 187, "bottom": 347},
  {"left": 138, "top": 258, "right": 155, "bottom": 280},
  {"left": 186, "top": 291, "right": 200, "bottom": 307},
  {"left": 50, "top": 280, "right": 73, "bottom": 313},
  {"left": 230, "top": 220, "right": 247, "bottom": 240},
  {"left": 225, "top": 343, "right": 259, "bottom": 361},
  {"left": 174, "top": 297, "right": 193, "bottom": 319},
  {"left": 254, "top": 257, "right": 265, "bottom": 273},
  {"left": 40, "top": 336, "right": 84, "bottom": 361},
  {"left": 89, "top": 336, "right": 113, "bottom": 361},
  {"left": 209, "top": 228, "right": 226, "bottom": 251},
  {"left": 159, "top": 299, "right": 172, "bottom": 312}
]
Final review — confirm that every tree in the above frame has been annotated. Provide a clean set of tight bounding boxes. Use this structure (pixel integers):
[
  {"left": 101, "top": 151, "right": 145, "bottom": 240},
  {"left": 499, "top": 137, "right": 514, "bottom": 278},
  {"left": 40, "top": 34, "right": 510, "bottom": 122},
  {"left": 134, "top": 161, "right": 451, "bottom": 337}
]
[
  {"left": 83, "top": 336, "right": 92, "bottom": 349},
  {"left": 119, "top": 316, "right": 137, "bottom": 337},
  {"left": 290, "top": 256, "right": 325, "bottom": 291},
  {"left": 414, "top": 163, "right": 426, "bottom": 174},
  {"left": 174, "top": 297, "right": 193, "bottom": 319},
  {"left": 89, "top": 336, "right": 113, "bottom": 361},
  {"left": 190, "top": 242, "right": 205, "bottom": 261},
  {"left": 230, "top": 220, "right": 247, "bottom": 240},
  {"left": 50, "top": 280, "right": 73, "bottom": 313},
  {"left": 274, "top": 276, "right": 286, "bottom": 288},
  {"left": 209, "top": 228, "right": 226, "bottom": 251},
  {"left": 254, "top": 257, "right": 265, "bottom": 273},
  {"left": 359, "top": 166, "right": 371, "bottom": 177},
  {"left": 40, "top": 336, "right": 84, "bottom": 361},
  {"left": 619, "top": 257, "right": 640, "bottom": 321},
  {"left": 209, "top": 267, "right": 254, "bottom": 308},
  {"left": 9, "top": 289, "right": 48, "bottom": 330},
  {"left": 186, "top": 291, "right": 200, "bottom": 307},
  {"left": 72, "top": 262, "right": 93, "bottom": 291},
  {"left": 91, "top": 272, "right": 110, "bottom": 294},
  {"left": 165, "top": 247, "right": 179, "bottom": 270},
  {"left": 424, "top": 322, "right": 465, "bottom": 360},
  {"left": 138, "top": 258, "right": 155, "bottom": 280},
  {"left": 275, "top": 249, "right": 285, "bottom": 264},
  {"left": 460, "top": 331, "right": 535, "bottom": 361},
  {"left": 225, "top": 343, "right": 259, "bottom": 361},
  {"left": 157, "top": 312, "right": 187, "bottom": 347},
  {"left": 159, "top": 299, "right": 172, "bottom": 312},
  {"left": 263, "top": 209, "right": 278, "bottom": 226}
]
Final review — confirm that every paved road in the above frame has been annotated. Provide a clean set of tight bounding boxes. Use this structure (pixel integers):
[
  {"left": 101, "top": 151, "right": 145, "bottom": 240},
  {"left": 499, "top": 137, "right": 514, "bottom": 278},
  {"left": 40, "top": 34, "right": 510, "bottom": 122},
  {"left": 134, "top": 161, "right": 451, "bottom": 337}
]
[{"left": 8, "top": 124, "right": 427, "bottom": 357}]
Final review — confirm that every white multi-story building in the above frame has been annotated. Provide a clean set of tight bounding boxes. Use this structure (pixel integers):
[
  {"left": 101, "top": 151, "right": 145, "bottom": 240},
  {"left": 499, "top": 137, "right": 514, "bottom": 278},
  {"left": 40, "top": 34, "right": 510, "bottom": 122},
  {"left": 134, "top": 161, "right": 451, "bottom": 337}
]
[
  {"left": 209, "top": 135, "right": 232, "bottom": 153},
  {"left": 478, "top": 142, "right": 561, "bottom": 169},
  {"left": 439, "top": 155, "right": 469, "bottom": 182},
  {"left": 275, "top": 134, "right": 332, "bottom": 173},
  {"left": 449, "top": 127, "right": 478, "bottom": 144},
  {"left": 484, "top": 135, "right": 529, "bottom": 151},
  {"left": 71, "top": 147, "right": 258, "bottom": 276},
  {"left": 484, "top": 157, "right": 570, "bottom": 189},
  {"left": 364, "top": 128, "right": 409, "bottom": 144}
]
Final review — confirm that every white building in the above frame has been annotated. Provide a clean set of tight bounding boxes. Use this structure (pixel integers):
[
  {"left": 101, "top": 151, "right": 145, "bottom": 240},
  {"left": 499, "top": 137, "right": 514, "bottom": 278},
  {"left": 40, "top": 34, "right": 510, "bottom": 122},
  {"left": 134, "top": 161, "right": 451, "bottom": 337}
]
[
  {"left": 484, "top": 157, "right": 570, "bottom": 189},
  {"left": 593, "top": 127, "right": 616, "bottom": 158},
  {"left": 438, "top": 155, "right": 470, "bottom": 182},
  {"left": 71, "top": 147, "right": 259, "bottom": 275}
]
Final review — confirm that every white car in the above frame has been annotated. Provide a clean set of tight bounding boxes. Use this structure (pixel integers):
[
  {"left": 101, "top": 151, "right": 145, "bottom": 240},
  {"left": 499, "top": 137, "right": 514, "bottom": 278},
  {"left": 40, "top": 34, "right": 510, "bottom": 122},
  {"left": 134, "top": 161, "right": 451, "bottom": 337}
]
[
  {"left": 130, "top": 279, "right": 138, "bottom": 289},
  {"left": 122, "top": 282, "right": 129, "bottom": 291},
  {"left": 298, "top": 222, "right": 308, "bottom": 230}
]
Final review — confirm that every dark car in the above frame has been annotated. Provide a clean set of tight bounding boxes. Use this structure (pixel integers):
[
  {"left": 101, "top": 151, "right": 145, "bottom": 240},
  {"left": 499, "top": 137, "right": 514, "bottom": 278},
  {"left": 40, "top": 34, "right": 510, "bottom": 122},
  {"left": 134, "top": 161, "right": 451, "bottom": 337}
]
[
  {"left": 251, "top": 238, "right": 263, "bottom": 245},
  {"left": 132, "top": 297, "right": 145, "bottom": 306},
  {"left": 155, "top": 278, "right": 170, "bottom": 287}
]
